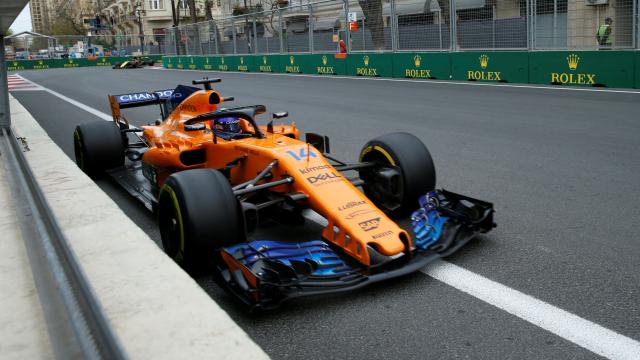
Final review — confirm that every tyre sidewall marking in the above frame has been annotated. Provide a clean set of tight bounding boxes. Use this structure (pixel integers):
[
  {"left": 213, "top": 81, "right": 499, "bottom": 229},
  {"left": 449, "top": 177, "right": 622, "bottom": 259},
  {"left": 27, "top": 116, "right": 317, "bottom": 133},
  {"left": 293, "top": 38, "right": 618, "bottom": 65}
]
[
  {"left": 360, "top": 145, "right": 397, "bottom": 166},
  {"left": 160, "top": 184, "right": 185, "bottom": 263}
]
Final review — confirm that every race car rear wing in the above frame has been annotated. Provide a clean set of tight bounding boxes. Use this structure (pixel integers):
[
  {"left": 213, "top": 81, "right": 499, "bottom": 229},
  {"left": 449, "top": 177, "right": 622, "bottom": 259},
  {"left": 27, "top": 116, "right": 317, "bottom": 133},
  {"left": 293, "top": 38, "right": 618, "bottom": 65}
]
[{"left": 108, "top": 89, "right": 174, "bottom": 123}]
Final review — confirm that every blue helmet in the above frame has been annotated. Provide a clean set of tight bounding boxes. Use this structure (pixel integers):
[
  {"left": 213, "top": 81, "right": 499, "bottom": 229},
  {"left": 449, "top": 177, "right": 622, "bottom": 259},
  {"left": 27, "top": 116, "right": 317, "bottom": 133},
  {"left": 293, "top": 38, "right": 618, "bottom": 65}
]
[{"left": 214, "top": 117, "right": 241, "bottom": 134}]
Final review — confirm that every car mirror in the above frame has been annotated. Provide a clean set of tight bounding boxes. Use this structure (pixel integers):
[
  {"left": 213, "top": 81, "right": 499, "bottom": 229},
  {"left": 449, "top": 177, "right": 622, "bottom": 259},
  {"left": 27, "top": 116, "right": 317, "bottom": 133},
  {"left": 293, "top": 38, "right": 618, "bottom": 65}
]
[
  {"left": 184, "top": 123, "right": 206, "bottom": 131},
  {"left": 273, "top": 111, "right": 288, "bottom": 119}
]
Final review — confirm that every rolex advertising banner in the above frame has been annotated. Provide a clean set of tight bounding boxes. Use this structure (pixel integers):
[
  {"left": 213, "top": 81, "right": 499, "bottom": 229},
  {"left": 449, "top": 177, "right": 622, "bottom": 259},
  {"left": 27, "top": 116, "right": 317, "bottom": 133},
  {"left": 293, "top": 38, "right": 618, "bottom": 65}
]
[
  {"left": 346, "top": 53, "right": 394, "bottom": 78},
  {"left": 529, "top": 51, "right": 635, "bottom": 88},
  {"left": 636, "top": 52, "right": 640, "bottom": 89},
  {"left": 393, "top": 53, "right": 450, "bottom": 80},
  {"left": 256, "top": 55, "right": 281, "bottom": 73},
  {"left": 280, "top": 54, "right": 305, "bottom": 74},
  {"left": 179, "top": 56, "right": 202, "bottom": 70},
  {"left": 303, "top": 54, "right": 348, "bottom": 75},
  {"left": 451, "top": 52, "right": 528, "bottom": 83},
  {"left": 175, "top": 56, "right": 186, "bottom": 69},
  {"left": 163, "top": 56, "right": 176, "bottom": 68},
  {"left": 202, "top": 56, "right": 218, "bottom": 70}
]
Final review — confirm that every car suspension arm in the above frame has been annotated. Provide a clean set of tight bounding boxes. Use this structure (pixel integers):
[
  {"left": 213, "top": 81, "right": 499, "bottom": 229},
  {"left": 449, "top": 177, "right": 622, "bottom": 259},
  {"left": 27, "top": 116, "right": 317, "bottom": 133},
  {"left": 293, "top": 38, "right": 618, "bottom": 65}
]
[
  {"left": 233, "top": 159, "right": 278, "bottom": 191},
  {"left": 234, "top": 176, "right": 293, "bottom": 196}
]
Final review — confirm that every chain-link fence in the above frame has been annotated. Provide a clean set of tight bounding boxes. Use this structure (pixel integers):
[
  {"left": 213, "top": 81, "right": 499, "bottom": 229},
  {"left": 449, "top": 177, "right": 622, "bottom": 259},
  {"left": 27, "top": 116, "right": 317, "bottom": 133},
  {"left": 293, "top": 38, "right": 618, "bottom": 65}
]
[
  {"left": 15, "top": 0, "right": 628, "bottom": 59},
  {"left": 167, "top": 0, "right": 639, "bottom": 54},
  {"left": 3, "top": 34, "right": 166, "bottom": 60}
]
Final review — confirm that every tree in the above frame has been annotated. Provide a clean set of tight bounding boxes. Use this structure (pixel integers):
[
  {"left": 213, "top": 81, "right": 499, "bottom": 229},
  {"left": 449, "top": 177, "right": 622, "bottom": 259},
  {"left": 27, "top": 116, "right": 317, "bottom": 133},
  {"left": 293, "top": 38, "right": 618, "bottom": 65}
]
[
  {"left": 51, "top": 18, "right": 85, "bottom": 35},
  {"left": 357, "top": 0, "right": 385, "bottom": 50}
]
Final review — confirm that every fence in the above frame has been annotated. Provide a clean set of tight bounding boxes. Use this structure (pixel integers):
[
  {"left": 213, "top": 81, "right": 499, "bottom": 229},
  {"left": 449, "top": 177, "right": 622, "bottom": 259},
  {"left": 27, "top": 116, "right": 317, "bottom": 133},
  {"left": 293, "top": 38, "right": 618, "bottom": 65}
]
[
  {"left": 162, "top": 0, "right": 639, "bottom": 55},
  {"left": 3, "top": 34, "right": 166, "bottom": 60}
]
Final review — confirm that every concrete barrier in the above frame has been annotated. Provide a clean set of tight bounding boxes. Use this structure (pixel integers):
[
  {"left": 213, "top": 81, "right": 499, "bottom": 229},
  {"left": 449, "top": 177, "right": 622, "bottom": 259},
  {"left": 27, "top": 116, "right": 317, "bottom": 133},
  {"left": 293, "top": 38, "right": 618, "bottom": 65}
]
[
  {"left": 7, "top": 94, "right": 269, "bottom": 359},
  {"left": 161, "top": 51, "right": 639, "bottom": 89}
]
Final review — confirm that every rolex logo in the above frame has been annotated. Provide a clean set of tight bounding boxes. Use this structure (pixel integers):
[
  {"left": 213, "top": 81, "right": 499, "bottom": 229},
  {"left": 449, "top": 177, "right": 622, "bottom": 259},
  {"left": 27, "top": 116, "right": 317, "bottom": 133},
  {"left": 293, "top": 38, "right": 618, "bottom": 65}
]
[
  {"left": 567, "top": 54, "right": 579, "bottom": 70},
  {"left": 240, "top": 57, "right": 244, "bottom": 64},
  {"left": 322, "top": 55, "right": 328, "bottom": 65},
  {"left": 414, "top": 54, "right": 421, "bottom": 67},
  {"left": 13, "top": 62, "right": 18, "bottom": 66},
  {"left": 39, "top": 60, "right": 44, "bottom": 65},
  {"left": 69, "top": 59, "right": 74, "bottom": 63},
  {"left": 263, "top": 56, "right": 267, "bottom": 65},
  {"left": 363, "top": 55, "right": 369, "bottom": 66},
  {"left": 479, "top": 54, "right": 489, "bottom": 69},
  {"left": 290, "top": 56, "right": 294, "bottom": 65}
]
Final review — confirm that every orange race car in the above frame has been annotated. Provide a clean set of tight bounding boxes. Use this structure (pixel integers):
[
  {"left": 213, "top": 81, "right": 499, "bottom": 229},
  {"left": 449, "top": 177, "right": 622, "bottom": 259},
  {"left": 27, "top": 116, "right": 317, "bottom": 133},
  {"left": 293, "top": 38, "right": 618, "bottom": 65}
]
[{"left": 73, "top": 78, "right": 495, "bottom": 310}]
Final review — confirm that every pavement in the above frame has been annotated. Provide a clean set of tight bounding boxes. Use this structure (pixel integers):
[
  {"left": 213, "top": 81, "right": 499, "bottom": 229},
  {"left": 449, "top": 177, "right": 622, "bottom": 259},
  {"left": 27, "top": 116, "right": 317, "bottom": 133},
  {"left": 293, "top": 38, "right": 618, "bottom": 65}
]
[
  {"left": 3, "top": 92, "right": 268, "bottom": 359},
  {"left": 0, "top": 125, "right": 53, "bottom": 360},
  {"left": 9, "top": 66, "right": 640, "bottom": 360}
]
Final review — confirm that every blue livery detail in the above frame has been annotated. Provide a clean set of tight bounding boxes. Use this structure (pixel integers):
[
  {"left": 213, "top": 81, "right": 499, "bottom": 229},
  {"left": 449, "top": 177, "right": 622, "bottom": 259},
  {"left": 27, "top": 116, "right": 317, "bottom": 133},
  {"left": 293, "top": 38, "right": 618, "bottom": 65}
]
[
  {"left": 224, "top": 240, "right": 353, "bottom": 277},
  {"left": 411, "top": 191, "right": 449, "bottom": 250},
  {"left": 286, "top": 148, "right": 318, "bottom": 161}
]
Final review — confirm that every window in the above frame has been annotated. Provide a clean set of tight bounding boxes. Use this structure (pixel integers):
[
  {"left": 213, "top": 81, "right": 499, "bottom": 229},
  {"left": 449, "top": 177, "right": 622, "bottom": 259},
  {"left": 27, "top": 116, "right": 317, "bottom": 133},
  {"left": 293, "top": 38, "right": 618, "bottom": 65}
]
[
  {"left": 148, "top": 0, "right": 164, "bottom": 10},
  {"left": 179, "top": 0, "right": 188, "bottom": 9}
]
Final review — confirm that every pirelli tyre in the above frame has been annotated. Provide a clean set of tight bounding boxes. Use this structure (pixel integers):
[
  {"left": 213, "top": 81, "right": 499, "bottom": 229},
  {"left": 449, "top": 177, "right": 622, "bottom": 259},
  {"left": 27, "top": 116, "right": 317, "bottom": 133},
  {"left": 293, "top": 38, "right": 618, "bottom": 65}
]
[
  {"left": 158, "top": 169, "right": 245, "bottom": 273},
  {"left": 359, "top": 132, "right": 436, "bottom": 214},
  {"left": 73, "top": 121, "right": 125, "bottom": 177}
]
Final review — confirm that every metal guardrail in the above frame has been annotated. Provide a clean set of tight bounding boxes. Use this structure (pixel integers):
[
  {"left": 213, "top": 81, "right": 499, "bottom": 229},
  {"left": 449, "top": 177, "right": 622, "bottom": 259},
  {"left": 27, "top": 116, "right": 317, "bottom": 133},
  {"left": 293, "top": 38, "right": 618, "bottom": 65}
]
[{"left": 0, "top": 127, "right": 127, "bottom": 360}]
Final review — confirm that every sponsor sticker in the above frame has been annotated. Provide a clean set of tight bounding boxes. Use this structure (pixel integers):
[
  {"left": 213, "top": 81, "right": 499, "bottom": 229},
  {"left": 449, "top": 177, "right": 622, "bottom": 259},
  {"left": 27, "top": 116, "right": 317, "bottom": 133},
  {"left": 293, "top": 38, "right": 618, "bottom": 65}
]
[
  {"left": 372, "top": 230, "right": 393, "bottom": 240},
  {"left": 306, "top": 172, "right": 341, "bottom": 186},
  {"left": 338, "top": 200, "right": 366, "bottom": 211},
  {"left": 358, "top": 217, "right": 380, "bottom": 232}
]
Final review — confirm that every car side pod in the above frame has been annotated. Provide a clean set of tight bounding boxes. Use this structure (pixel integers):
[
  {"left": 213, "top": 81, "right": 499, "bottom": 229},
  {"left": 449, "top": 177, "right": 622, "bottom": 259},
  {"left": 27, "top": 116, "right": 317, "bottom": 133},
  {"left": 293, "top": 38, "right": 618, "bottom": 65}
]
[{"left": 215, "top": 190, "right": 496, "bottom": 311}]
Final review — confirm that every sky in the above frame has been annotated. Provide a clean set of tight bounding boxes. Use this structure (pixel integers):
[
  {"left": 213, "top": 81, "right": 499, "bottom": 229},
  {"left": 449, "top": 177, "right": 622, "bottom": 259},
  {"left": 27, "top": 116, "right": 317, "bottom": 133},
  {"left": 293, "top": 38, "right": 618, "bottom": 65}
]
[{"left": 10, "top": 3, "right": 32, "bottom": 33}]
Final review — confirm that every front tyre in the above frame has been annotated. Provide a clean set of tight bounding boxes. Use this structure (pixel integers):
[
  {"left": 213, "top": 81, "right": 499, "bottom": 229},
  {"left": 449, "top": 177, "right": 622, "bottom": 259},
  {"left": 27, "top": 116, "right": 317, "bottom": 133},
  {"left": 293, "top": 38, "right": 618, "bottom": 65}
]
[
  {"left": 73, "top": 121, "right": 125, "bottom": 177},
  {"left": 158, "top": 169, "right": 245, "bottom": 273},
  {"left": 359, "top": 132, "right": 436, "bottom": 214}
]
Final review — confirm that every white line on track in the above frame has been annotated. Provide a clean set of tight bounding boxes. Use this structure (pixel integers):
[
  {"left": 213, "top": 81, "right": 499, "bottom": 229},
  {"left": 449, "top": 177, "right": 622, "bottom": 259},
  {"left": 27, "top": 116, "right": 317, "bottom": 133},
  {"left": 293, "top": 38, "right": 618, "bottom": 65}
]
[
  {"left": 17, "top": 73, "right": 640, "bottom": 359},
  {"left": 13, "top": 74, "right": 112, "bottom": 121},
  {"left": 422, "top": 260, "right": 640, "bottom": 360},
  {"left": 148, "top": 66, "right": 640, "bottom": 95}
]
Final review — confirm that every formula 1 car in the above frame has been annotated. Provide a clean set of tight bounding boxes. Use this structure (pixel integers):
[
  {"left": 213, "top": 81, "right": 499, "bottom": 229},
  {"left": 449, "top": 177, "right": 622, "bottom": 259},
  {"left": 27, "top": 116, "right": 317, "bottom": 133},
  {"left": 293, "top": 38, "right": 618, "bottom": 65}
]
[
  {"left": 72, "top": 78, "right": 495, "bottom": 310},
  {"left": 112, "top": 56, "right": 156, "bottom": 69}
]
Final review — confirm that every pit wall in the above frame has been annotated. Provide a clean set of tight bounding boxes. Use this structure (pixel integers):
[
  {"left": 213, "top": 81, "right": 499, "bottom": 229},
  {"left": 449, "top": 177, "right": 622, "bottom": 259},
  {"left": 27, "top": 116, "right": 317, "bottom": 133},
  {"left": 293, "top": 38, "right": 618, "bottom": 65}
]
[
  {"left": 162, "top": 51, "right": 640, "bottom": 89},
  {"left": 7, "top": 55, "right": 163, "bottom": 71}
]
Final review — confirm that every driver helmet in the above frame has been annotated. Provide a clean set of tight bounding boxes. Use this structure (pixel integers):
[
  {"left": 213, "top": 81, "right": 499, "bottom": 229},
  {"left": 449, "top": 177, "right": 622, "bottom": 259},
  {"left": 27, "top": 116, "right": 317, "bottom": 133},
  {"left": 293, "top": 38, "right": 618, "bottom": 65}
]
[{"left": 215, "top": 117, "right": 242, "bottom": 134}]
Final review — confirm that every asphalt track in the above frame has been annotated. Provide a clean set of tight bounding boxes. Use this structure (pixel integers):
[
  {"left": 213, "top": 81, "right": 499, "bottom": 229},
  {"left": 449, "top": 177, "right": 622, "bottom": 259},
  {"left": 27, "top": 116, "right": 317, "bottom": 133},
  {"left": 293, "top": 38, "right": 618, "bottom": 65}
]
[{"left": 9, "top": 67, "right": 640, "bottom": 360}]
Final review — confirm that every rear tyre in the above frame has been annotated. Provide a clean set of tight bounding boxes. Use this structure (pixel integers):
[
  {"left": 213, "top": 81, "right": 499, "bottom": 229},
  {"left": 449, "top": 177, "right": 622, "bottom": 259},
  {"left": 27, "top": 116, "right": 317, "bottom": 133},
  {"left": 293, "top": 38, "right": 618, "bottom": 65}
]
[
  {"left": 359, "top": 132, "right": 436, "bottom": 214},
  {"left": 158, "top": 169, "right": 245, "bottom": 273},
  {"left": 73, "top": 121, "right": 124, "bottom": 177}
]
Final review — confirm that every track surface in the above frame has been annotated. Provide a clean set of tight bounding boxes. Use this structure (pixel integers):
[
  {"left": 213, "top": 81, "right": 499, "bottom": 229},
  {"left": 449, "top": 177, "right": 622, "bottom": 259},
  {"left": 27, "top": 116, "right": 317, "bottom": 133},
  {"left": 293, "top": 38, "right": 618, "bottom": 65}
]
[{"left": 10, "top": 67, "right": 640, "bottom": 359}]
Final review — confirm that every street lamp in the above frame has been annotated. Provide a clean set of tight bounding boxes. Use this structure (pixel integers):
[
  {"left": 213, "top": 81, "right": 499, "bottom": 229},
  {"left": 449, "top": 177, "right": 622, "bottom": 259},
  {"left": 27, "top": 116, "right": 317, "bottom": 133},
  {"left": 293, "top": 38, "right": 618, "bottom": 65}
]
[{"left": 135, "top": 2, "right": 146, "bottom": 54}]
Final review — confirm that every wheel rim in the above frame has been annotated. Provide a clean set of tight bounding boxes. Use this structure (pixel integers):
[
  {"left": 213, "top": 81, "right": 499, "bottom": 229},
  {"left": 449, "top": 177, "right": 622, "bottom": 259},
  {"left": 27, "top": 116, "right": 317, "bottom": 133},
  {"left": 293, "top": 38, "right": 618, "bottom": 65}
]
[{"left": 360, "top": 150, "right": 404, "bottom": 212}]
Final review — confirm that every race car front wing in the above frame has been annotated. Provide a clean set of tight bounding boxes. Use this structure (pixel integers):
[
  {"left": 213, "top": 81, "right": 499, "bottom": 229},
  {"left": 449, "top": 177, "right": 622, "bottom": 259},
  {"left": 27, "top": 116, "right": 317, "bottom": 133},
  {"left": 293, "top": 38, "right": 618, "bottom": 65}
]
[{"left": 217, "top": 189, "right": 495, "bottom": 310}]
